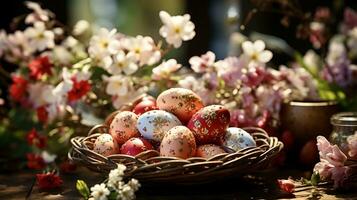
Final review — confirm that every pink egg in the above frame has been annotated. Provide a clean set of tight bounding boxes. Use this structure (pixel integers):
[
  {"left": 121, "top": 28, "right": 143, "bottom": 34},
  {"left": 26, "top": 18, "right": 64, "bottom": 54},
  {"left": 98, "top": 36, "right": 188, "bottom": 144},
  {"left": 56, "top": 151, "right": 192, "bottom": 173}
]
[
  {"left": 109, "top": 111, "right": 139, "bottom": 145},
  {"left": 157, "top": 88, "right": 204, "bottom": 123},
  {"left": 93, "top": 134, "right": 119, "bottom": 156},
  {"left": 160, "top": 126, "right": 196, "bottom": 159},
  {"left": 196, "top": 144, "right": 226, "bottom": 158},
  {"left": 120, "top": 137, "right": 153, "bottom": 156}
]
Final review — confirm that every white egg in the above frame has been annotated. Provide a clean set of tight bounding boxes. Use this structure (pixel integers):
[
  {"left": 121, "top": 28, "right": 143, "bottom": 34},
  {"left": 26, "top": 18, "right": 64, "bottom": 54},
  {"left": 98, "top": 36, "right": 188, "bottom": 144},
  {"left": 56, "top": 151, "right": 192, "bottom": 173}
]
[
  {"left": 222, "top": 127, "right": 256, "bottom": 151},
  {"left": 136, "top": 110, "right": 182, "bottom": 142},
  {"left": 93, "top": 134, "right": 119, "bottom": 156}
]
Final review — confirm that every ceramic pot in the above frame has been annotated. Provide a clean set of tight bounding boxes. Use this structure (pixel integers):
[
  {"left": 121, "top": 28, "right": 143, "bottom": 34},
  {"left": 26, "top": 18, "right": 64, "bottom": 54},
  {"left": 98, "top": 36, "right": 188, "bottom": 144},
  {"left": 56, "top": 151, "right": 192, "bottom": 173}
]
[{"left": 280, "top": 101, "right": 340, "bottom": 166}]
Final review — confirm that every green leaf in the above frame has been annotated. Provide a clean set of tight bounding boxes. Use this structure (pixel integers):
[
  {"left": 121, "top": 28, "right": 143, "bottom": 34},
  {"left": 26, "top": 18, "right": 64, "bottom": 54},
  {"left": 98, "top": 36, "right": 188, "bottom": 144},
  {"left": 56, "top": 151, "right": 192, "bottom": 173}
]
[
  {"left": 108, "top": 191, "right": 118, "bottom": 200},
  {"left": 311, "top": 172, "right": 320, "bottom": 186},
  {"left": 76, "top": 180, "right": 90, "bottom": 199}
]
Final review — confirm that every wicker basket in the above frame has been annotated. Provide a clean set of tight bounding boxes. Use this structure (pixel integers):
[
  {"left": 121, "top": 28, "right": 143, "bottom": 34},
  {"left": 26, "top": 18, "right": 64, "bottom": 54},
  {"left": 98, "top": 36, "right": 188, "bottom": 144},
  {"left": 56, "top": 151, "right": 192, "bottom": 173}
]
[{"left": 69, "top": 95, "right": 284, "bottom": 184}]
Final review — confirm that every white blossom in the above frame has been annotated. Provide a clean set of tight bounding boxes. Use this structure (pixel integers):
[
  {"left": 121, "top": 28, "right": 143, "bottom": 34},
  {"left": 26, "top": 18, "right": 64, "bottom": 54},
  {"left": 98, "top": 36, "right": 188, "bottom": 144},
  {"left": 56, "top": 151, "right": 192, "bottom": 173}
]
[
  {"left": 90, "top": 183, "right": 110, "bottom": 200},
  {"left": 41, "top": 151, "right": 57, "bottom": 163},
  {"left": 107, "top": 51, "right": 138, "bottom": 75},
  {"left": 24, "top": 21, "right": 55, "bottom": 51},
  {"left": 152, "top": 59, "right": 182, "bottom": 80},
  {"left": 159, "top": 11, "right": 195, "bottom": 48},
  {"left": 189, "top": 51, "right": 215, "bottom": 73},
  {"left": 88, "top": 28, "right": 118, "bottom": 68},
  {"left": 125, "top": 35, "right": 160, "bottom": 66},
  {"left": 326, "top": 41, "right": 346, "bottom": 66},
  {"left": 242, "top": 40, "right": 272, "bottom": 66},
  {"left": 105, "top": 75, "right": 132, "bottom": 97},
  {"left": 73, "top": 20, "right": 90, "bottom": 36},
  {"left": 178, "top": 75, "right": 200, "bottom": 91},
  {"left": 28, "top": 83, "right": 56, "bottom": 108},
  {"left": 25, "top": 1, "right": 51, "bottom": 24},
  {"left": 112, "top": 86, "right": 147, "bottom": 109}
]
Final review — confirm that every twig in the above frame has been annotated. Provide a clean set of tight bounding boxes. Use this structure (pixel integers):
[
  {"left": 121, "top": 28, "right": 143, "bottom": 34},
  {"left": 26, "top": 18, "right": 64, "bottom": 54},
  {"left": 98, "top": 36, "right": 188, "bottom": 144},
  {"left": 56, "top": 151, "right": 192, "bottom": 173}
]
[{"left": 25, "top": 176, "right": 36, "bottom": 200}]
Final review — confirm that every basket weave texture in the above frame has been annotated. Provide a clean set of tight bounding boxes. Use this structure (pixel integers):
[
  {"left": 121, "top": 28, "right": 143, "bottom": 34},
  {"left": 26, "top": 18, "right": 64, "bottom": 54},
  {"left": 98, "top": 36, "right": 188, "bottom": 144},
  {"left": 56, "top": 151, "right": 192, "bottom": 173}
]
[{"left": 69, "top": 95, "right": 284, "bottom": 184}]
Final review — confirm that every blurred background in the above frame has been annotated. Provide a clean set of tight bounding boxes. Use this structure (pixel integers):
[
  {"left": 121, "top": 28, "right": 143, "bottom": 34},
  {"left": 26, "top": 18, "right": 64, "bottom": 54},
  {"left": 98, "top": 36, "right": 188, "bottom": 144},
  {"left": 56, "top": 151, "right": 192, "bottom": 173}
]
[{"left": 0, "top": 0, "right": 356, "bottom": 65}]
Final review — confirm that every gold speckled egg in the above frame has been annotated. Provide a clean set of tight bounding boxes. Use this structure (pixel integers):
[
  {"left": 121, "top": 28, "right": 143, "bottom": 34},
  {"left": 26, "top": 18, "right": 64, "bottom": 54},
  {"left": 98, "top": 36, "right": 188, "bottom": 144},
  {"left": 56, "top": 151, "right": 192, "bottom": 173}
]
[
  {"left": 160, "top": 126, "right": 196, "bottom": 159},
  {"left": 93, "top": 134, "right": 119, "bottom": 156},
  {"left": 109, "top": 111, "right": 139, "bottom": 145},
  {"left": 196, "top": 144, "right": 226, "bottom": 158},
  {"left": 157, "top": 88, "right": 204, "bottom": 123}
]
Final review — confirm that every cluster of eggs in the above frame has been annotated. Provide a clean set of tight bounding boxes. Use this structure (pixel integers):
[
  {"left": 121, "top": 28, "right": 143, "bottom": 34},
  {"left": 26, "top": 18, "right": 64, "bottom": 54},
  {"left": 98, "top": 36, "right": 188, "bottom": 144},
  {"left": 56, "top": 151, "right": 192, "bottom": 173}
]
[{"left": 93, "top": 88, "right": 257, "bottom": 159}]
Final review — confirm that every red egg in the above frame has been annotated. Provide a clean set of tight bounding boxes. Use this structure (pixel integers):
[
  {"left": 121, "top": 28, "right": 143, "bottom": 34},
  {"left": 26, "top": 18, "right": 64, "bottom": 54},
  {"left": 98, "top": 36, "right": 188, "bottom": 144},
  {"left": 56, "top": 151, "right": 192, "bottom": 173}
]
[
  {"left": 120, "top": 137, "right": 153, "bottom": 156},
  {"left": 132, "top": 100, "right": 158, "bottom": 115},
  {"left": 187, "top": 105, "right": 230, "bottom": 144},
  {"left": 196, "top": 144, "right": 226, "bottom": 158}
]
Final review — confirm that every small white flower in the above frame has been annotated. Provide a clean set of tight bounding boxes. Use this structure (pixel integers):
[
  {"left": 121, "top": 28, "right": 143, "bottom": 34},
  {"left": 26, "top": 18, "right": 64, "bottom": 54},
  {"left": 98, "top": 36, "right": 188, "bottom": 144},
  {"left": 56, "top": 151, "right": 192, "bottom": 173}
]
[
  {"left": 127, "top": 179, "right": 140, "bottom": 192},
  {"left": 152, "top": 59, "right": 182, "bottom": 80},
  {"left": 25, "top": 1, "right": 51, "bottom": 24},
  {"left": 178, "top": 75, "right": 200, "bottom": 91},
  {"left": 90, "top": 183, "right": 110, "bottom": 200},
  {"left": 119, "top": 184, "right": 135, "bottom": 200},
  {"left": 88, "top": 28, "right": 118, "bottom": 68},
  {"left": 28, "top": 83, "right": 55, "bottom": 108},
  {"left": 107, "top": 51, "right": 138, "bottom": 75},
  {"left": 105, "top": 75, "right": 132, "bottom": 97},
  {"left": 41, "top": 151, "right": 57, "bottom": 163},
  {"left": 326, "top": 40, "right": 345, "bottom": 66},
  {"left": 159, "top": 11, "right": 195, "bottom": 48},
  {"left": 241, "top": 40, "right": 272, "bottom": 65},
  {"left": 189, "top": 51, "right": 215, "bottom": 73},
  {"left": 73, "top": 20, "right": 90, "bottom": 36},
  {"left": 125, "top": 35, "right": 160, "bottom": 66},
  {"left": 24, "top": 21, "right": 55, "bottom": 51}
]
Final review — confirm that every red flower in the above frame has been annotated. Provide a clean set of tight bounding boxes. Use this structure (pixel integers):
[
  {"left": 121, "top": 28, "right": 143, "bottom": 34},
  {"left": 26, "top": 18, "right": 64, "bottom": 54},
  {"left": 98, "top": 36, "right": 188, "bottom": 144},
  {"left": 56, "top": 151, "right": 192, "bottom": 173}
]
[
  {"left": 26, "top": 129, "right": 47, "bottom": 149},
  {"left": 9, "top": 75, "right": 28, "bottom": 102},
  {"left": 36, "top": 172, "right": 63, "bottom": 190},
  {"left": 26, "top": 153, "right": 45, "bottom": 170},
  {"left": 67, "top": 78, "right": 91, "bottom": 102},
  {"left": 36, "top": 106, "right": 48, "bottom": 123},
  {"left": 277, "top": 179, "right": 295, "bottom": 193},
  {"left": 29, "top": 56, "right": 52, "bottom": 80},
  {"left": 60, "top": 160, "right": 77, "bottom": 173}
]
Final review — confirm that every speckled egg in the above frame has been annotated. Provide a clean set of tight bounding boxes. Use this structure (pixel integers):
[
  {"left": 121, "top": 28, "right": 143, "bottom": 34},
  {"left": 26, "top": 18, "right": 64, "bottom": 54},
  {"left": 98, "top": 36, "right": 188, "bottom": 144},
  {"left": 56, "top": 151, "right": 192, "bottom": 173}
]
[
  {"left": 132, "top": 99, "right": 158, "bottom": 115},
  {"left": 157, "top": 88, "right": 204, "bottom": 123},
  {"left": 222, "top": 127, "right": 256, "bottom": 151},
  {"left": 160, "top": 126, "right": 196, "bottom": 159},
  {"left": 196, "top": 144, "right": 226, "bottom": 158},
  {"left": 187, "top": 105, "right": 230, "bottom": 144},
  {"left": 109, "top": 111, "right": 139, "bottom": 145},
  {"left": 137, "top": 110, "right": 182, "bottom": 142},
  {"left": 120, "top": 137, "right": 154, "bottom": 156},
  {"left": 93, "top": 134, "right": 119, "bottom": 156}
]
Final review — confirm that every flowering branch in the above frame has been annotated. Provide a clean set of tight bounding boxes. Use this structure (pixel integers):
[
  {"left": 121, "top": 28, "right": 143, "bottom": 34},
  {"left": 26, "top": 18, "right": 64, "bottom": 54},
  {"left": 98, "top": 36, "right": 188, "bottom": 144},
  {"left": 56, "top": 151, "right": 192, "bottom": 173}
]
[{"left": 77, "top": 164, "right": 140, "bottom": 200}]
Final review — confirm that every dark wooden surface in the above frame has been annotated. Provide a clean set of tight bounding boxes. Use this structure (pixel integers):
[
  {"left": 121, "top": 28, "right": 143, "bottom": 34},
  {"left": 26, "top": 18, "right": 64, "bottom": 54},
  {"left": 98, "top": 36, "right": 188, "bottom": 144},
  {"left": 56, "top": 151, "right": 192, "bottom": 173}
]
[{"left": 0, "top": 167, "right": 357, "bottom": 200}]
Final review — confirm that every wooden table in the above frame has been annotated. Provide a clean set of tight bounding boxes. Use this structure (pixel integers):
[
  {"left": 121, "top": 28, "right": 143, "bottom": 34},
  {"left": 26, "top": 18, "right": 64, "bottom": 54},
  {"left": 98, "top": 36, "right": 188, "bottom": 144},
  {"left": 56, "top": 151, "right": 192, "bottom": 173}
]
[{"left": 0, "top": 167, "right": 356, "bottom": 200}]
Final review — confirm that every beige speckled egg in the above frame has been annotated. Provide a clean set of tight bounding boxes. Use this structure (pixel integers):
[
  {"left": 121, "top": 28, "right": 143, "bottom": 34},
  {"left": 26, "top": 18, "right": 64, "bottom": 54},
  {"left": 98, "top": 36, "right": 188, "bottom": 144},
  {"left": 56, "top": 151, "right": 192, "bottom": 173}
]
[
  {"left": 93, "top": 134, "right": 119, "bottom": 156},
  {"left": 160, "top": 126, "right": 196, "bottom": 159},
  {"left": 157, "top": 88, "right": 204, "bottom": 123},
  {"left": 109, "top": 111, "right": 139, "bottom": 145},
  {"left": 137, "top": 110, "right": 182, "bottom": 142},
  {"left": 222, "top": 127, "right": 256, "bottom": 151},
  {"left": 196, "top": 144, "right": 226, "bottom": 158}
]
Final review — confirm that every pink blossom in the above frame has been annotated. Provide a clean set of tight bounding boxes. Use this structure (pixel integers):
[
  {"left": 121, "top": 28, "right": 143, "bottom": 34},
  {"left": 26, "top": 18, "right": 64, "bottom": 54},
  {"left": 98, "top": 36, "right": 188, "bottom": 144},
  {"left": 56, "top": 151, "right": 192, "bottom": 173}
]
[
  {"left": 317, "top": 136, "right": 347, "bottom": 166},
  {"left": 325, "top": 145, "right": 347, "bottom": 167},
  {"left": 331, "top": 166, "right": 350, "bottom": 188},
  {"left": 314, "top": 159, "right": 334, "bottom": 179},
  {"left": 189, "top": 51, "right": 215, "bottom": 73},
  {"left": 343, "top": 8, "right": 357, "bottom": 32},
  {"left": 347, "top": 132, "right": 357, "bottom": 158},
  {"left": 317, "top": 136, "right": 333, "bottom": 159}
]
